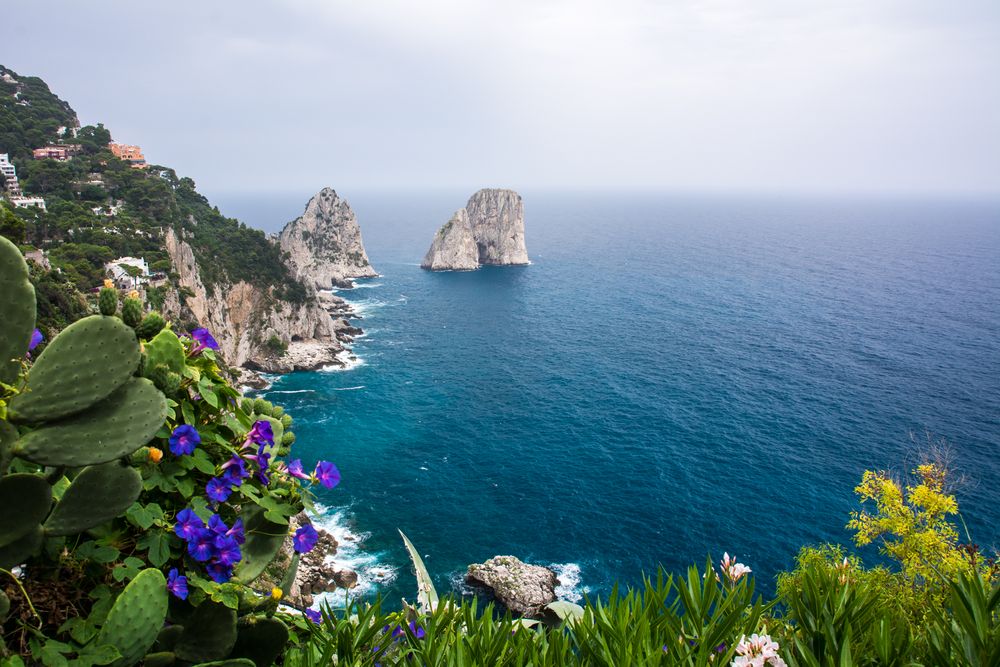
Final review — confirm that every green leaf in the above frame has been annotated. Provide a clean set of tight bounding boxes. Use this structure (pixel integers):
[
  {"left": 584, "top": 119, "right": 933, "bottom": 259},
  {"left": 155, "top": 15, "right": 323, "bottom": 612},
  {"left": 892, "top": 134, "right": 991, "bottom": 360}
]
[
  {"left": 75, "top": 541, "right": 120, "bottom": 564},
  {"left": 137, "top": 529, "right": 172, "bottom": 567},
  {"left": 181, "top": 401, "right": 197, "bottom": 429},
  {"left": 126, "top": 502, "right": 154, "bottom": 530},
  {"left": 190, "top": 448, "right": 218, "bottom": 475},
  {"left": 74, "top": 644, "right": 121, "bottom": 667}
]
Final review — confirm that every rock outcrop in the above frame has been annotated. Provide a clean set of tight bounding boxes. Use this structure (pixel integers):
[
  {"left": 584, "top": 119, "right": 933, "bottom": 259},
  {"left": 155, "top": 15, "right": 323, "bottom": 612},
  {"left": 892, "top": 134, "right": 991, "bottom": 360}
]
[
  {"left": 466, "top": 556, "right": 557, "bottom": 617},
  {"left": 421, "top": 209, "right": 479, "bottom": 271},
  {"left": 162, "top": 228, "right": 345, "bottom": 373},
  {"left": 259, "top": 513, "right": 354, "bottom": 608},
  {"left": 421, "top": 189, "right": 528, "bottom": 271},
  {"left": 279, "top": 188, "right": 377, "bottom": 289}
]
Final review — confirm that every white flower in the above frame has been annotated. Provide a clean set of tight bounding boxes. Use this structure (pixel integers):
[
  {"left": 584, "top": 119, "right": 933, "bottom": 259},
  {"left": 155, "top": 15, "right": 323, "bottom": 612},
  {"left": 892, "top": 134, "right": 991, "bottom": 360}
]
[
  {"left": 731, "top": 633, "right": 787, "bottom": 667},
  {"left": 720, "top": 552, "right": 752, "bottom": 583}
]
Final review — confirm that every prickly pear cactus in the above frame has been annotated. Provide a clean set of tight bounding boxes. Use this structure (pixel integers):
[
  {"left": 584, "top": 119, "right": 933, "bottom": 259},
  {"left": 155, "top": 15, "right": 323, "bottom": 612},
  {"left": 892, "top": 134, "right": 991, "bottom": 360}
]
[
  {"left": 0, "top": 473, "right": 52, "bottom": 546},
  {"left": 94, "top": 568, "right": 168, "bottom": 667},
  {"left": 0, "top": 524, "right": 43, "bottom": 569},
  {"left": 99, "top": 285, "right": 118, "bottom": 316},
  {"left": 0, "top": 236, "right": 36, "bottom": 385},
  {"left": 234, "top": 505, "right": 289, "bottom": 584},
  {"left": 121, "top": 296, "right": 143, "bottom": 327},
  {"left": 135, "top": 311, "right": 166, "bottom": 340},
  {"left": 13, "top": 377, "right": 167, "bottom": 467},
  {"left": 230, "top": 617, "right": 289, "bottom": 667},
  {"left": 8, "top": 315, "right": 141, "bottom": 423},
  {"left": 174, "top": 602, "right": 238, "bottom": 663},
  {"left": 44, "top": 460, "right": 142, "bottom": 535}
]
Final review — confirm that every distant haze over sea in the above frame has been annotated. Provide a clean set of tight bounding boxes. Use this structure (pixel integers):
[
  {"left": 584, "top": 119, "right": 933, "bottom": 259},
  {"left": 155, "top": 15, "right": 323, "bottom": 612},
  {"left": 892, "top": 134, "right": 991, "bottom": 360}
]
[{"left": 231, "top": 190, "right": 999, "bottom": 606}]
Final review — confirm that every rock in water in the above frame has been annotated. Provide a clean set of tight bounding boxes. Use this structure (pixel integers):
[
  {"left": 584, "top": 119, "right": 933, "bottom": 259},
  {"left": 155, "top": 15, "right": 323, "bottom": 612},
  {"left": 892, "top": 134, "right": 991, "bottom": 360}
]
[
  {"left": 279, "top": 188, "right": 377, "bottom": 289},
  {"left": 420, "top": 209, "right": 479, "bottom": 270},
  {"left": 421, "top": 189, "right": 528, "bottom": 270},
  {"left": 466, "top": 555, "right": 557, "bottom": 617}
]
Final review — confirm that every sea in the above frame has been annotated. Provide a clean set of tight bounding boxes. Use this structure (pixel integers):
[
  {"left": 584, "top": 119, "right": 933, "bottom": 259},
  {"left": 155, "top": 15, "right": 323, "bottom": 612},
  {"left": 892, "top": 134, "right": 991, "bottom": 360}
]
[{"left": 214, "top": 189, "right": 1000, "bottom": 608}]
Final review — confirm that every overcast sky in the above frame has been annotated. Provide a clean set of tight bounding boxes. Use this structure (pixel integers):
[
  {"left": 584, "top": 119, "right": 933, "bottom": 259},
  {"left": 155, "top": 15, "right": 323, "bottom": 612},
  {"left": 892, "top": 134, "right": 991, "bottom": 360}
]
[{"left": 2, "top": 1, "right": 999, "bottom": 197}]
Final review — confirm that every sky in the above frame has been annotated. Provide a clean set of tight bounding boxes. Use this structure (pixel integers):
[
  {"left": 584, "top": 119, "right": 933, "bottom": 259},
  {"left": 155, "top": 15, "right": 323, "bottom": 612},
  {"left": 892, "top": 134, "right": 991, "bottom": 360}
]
[{"left": 2, "top": 1, "right": 999, "bottom": 197}]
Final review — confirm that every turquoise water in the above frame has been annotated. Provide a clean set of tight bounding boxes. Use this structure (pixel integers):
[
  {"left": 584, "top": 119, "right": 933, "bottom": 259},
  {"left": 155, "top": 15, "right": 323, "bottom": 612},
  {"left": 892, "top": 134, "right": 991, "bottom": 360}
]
[{"left": 246, "top": 192, "right": 1000, "bottom": 607}]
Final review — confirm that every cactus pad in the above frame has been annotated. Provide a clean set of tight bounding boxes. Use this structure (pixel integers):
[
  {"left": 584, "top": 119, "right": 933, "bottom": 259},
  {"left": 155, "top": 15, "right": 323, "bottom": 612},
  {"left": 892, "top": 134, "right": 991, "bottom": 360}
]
[
  {"left": 14, "top": 377, "right": 167, "bottom": 467},
  {"left": 143, "top": 653, "right": 177, "bottom": 667},
  {"left": 0, "top": 236, "right": 36, "bottom": 385},
  {"left": 44, "top": 460, "right": 143, "bottom": 535},
  {"left": 233, "top": 505, "right": 288, "bottom": 583},
  {"left": 145, "top": 328, "right": 186, "bottom": 375},
  {"left": 0, "top": 474, "right": 52, "bottom": 547},
  {"left": 94, "top": 568, "right": 168, "bottom": 667},
  {"left": 0, "top": 524, "right": 43, "bottom": 569},
  {"left": 190, "top": 661, "right": 255, "bottom": 667},
  {"left": 231, "top": 616, "right": 288, "bottom": 667},
  {"left": 135, "top": 312, "right": 166, "bottom": 340},
  {"left": 9, "top": 315, "right": 141, "bottom": 423},
  {"left": 0, "top": 421, "right": 17, "bottom": 474},
  {"left": 174, "top": 601, "right": 238, "bottom": 663},
  {"left": 99, "top": 287, "right": 118, "bottom": 316}
]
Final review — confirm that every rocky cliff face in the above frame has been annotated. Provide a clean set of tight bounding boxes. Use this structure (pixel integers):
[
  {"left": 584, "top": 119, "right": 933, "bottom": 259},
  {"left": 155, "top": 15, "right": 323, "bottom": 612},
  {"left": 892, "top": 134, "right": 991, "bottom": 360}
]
[
  {"left": 162, "top": 228, "right": 348, "bottom": 374},
  {"left": 420, "top": 208, "right": 479, "bottom": 271},
  {"left": 279, "top": 188, "right": 377, "bottom": 289},
  {"left": 422, "top": 189, "right": 528, "bottom": 271}
]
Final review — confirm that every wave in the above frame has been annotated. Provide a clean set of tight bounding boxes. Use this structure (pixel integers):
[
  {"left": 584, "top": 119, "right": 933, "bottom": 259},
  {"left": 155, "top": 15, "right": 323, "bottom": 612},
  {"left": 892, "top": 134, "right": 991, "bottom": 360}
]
[
  {"left": 331, "top": 385, "right": 365, "bottom": 391},
  {"left": 267, "top": 389, "right": 316, "bottom": 395},
  {"left": 319, "top": 350, "right": 365, "bottom": 372},
  {"left": 308, "top": 504, "right": 398, "bottom": 609},
  {"left": 550, "top": 563, "right": 588, "bottom": 604}
]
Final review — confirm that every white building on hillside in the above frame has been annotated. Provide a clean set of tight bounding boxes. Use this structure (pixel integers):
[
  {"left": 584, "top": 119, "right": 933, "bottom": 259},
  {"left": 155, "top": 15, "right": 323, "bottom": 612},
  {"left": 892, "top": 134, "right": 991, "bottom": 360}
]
[
  {"left": 9, "top": 195, "right": 46, "bottom": 211},
  {"left": 105, "top": 256, "right": 151, "bottom": 290},
  {"left": 0, "top": 153, "right": 21, "bottom": 195}
]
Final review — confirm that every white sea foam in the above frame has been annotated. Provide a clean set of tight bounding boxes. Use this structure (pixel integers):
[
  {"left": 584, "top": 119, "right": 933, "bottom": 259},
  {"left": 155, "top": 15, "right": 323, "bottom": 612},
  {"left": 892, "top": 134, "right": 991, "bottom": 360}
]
[
  {"left": 267, "top": 389, "right": 316, "bottom": 395},
  {"left": 308, "top": 504, "right": 398, "bottom": 609},
  {"left": 550, "top": 563, "right": 588, "bottom": 603},
  {"left": 319, "top": 349, "right": 365, "bottom": 373},
  {"left": 331, "top": 385, "right": 365, "bottom": 391}
]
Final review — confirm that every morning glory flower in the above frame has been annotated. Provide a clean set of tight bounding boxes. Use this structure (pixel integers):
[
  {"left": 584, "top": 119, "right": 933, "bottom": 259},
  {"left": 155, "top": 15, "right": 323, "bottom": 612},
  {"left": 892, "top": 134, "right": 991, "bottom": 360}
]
[
  {"left": 213, "top": 535, "right": 242, "bottom": 567},
  {"left": 392, "top": 622, "right": 426, "bottom": 640},
  {"left": 167, "top": 568, "right": 188, "bottom": 600},
  {"left": 208, "top": 514, "right": 245, "bottom": 545},
  {"left": 205, "top": 561, "right": 233, "bottom": 583},
  {"left": 190, "top": 327, "right": 219, "bottom": 352},
  {"left": 293, "top": 524, "right": 319, "bottom": 553},
  {"left": 304, "top": 608, "right": 322, "bottom": 624},
  {"left": 174, "top": 508, "right": 205, "bottom": 540},
  {"left": 313, "top": 461, "right": 341, "bottom": 489},
  {"left": 247, "top": 420, "right": 274, "bottom": 446},
  {"left": 168, "top": 425, "right": 200, "bottom": 456},
  {"left": 285, "top": 459, "right": 310, "bottom": 480},
  {"left": 187, "top": 529, "right": 215, "bottom": 562},
  {"left": 28, "top": 329, "right": 43, "bottom": 353},
  {"left": 221, "top": 456, "right": 249, "bottom": 485},
  {"left": 206, "top": 477, "right": 233, "bottom": 503},
  {"left": 256, "top": 450, "right": 272, "bottom": 486}
]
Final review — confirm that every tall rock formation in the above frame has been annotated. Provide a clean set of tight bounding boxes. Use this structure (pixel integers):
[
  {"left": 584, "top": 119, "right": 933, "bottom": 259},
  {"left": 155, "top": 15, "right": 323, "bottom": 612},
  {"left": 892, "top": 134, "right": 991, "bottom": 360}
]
[
  {"left": 421, "top": 189, "right": 528, "bottom": 271},
  {"left": 279, "top": 188, "right": 377, "bottom": 289}
]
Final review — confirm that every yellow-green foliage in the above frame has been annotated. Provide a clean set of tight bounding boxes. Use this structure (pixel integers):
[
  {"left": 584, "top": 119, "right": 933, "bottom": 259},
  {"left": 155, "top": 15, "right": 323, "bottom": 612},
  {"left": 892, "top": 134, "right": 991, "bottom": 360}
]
[{"left": 847, "top": 463, "right": 970, "bottom": 584}]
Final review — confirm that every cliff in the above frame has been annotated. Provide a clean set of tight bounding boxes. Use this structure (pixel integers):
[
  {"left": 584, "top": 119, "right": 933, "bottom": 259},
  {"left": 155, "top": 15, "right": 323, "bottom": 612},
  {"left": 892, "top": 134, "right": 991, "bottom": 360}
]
[
  {"left": 421, "top": 189, "right": 528, "bottom": 271},
  {"left": 279, "top": 188, "right": 377, "bottom": 289},
  {"left": 163, "top": 227, "right": 349, "bottom": 374}
]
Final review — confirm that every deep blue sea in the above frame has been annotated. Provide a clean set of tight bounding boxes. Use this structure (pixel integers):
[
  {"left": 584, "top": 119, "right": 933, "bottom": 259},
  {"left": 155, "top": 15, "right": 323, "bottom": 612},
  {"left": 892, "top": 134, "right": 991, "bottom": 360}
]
[{"left": 216, "top": 190, "right": 1000, "bottom": 608}]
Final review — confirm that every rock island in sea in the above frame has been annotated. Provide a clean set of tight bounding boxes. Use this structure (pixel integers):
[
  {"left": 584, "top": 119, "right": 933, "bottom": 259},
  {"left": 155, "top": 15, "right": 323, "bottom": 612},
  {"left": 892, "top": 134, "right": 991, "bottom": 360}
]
[{"left": 422, "top": 188, "right": 528, "bottom": 270}]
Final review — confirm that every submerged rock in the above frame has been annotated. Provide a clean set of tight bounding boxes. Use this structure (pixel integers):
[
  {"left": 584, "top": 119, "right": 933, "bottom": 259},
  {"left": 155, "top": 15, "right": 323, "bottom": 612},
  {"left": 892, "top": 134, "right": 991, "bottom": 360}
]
[
  {"left": 422, "top": 189, "right": 528, "bottom": 271},
  {"left": 466, "top": 555, "right": 557, "bottom": 617},
  {"left": 279, "top": 188, "right": 377, "bottom": 289}
]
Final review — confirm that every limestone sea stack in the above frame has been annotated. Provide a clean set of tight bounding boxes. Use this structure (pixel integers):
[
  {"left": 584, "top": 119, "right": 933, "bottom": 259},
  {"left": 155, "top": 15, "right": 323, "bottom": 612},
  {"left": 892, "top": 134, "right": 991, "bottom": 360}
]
[
  {"left": 421, "top": 188, "right": 528, "bottom": 271},
  {"left": 279, "top": 188, "right": 377, "bottom": 289}
]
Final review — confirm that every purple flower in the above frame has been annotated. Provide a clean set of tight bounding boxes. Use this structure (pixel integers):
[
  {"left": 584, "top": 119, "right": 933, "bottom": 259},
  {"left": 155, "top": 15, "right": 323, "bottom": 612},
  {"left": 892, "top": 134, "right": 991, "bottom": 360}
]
[
  {"left": 28, "top": 329, "right": 43, "bottom": 353},
  {"left": 286, "top": 459, "right": 310, "bottom": 480},
  {"left": 221, "top": 456, "right": 249, "bottom": 485},
  {"left": 313, "top": 461, "right": 341, "bottom": 489},
  {"left": 305, "top": 608, "right": 322, "bottom": 624},
  {"left": 174, "top": 508, "right": 205, "bottom": 540},
  {"left": 206, "top": 477, "right": 232, "bottom": 503},
  {"left": 187, "top": 529, "right": 215, "bottom": 562},
  {"left": 228, "top": 518, "right": 245, "bottom": 545},
  {"left": 190, "top": 327, "right": 219, "bottom": 352},
  {"left": 247, "top": 420, "right": 274, "bottom": 447},
  {"left": 213, "top": 535, "right": 242, "bottom": 567},
  {"left": 168, "top": 425, "right": 200, "bottom": 456},
  {"left": 391, "top": 622, "right": 426, "bottom": 640},
  {"left": 293, "top": 524, "right": 319, "bottom": 553},
  {"left": 257, "top": 450, "right": 272, "bottom": 486},
  {"left": 167, "top": 568, "right": 188, "bottom": 600},
  {"left": 205, "top": 561, "right": 233, "bottom": 583}
]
